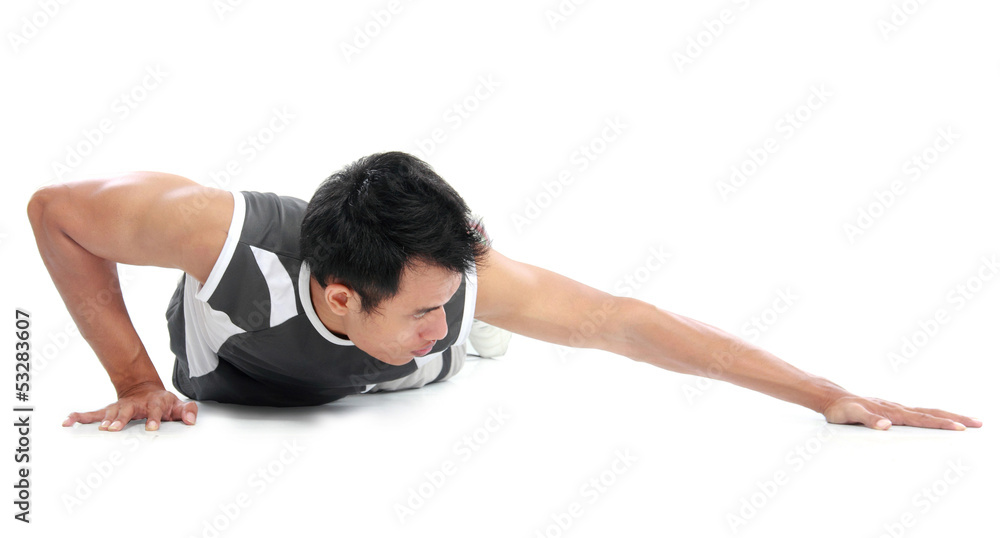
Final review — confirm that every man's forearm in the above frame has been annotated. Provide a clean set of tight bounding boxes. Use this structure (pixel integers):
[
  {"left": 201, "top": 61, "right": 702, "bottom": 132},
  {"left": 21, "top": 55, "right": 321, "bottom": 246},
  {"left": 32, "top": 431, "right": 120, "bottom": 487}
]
[{"left": 614, "top": 299, "right": 852, "bottom": 414}]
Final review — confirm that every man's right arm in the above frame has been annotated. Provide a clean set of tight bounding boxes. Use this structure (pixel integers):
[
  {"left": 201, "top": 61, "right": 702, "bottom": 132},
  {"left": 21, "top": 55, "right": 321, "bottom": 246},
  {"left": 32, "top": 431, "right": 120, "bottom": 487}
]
[{"left": 27, "top": 172, "right": 234, "bottom": 431}]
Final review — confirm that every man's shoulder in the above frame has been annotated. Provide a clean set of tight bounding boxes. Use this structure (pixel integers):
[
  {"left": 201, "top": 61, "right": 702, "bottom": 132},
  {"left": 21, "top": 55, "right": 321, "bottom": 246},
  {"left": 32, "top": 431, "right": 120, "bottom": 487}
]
[
  {"left": 240, "top": 190, "right": 308, "bottom": 216},
  {"left": 235, "top": 191, "right": 308, "bottom": 257}
]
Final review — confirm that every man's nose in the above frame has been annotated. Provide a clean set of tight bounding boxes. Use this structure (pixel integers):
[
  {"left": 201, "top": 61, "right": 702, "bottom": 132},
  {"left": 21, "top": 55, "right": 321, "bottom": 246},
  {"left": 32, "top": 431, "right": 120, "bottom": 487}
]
[{"left": 420, "top": 307, "right": 449, "bottom": 341}]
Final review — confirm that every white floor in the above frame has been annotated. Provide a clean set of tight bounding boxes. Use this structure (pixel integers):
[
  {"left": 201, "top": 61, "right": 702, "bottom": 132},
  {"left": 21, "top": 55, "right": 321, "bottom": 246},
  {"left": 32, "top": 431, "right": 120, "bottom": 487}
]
[{"left": 14, "top": 320, "right": 997, "bottom": 537}]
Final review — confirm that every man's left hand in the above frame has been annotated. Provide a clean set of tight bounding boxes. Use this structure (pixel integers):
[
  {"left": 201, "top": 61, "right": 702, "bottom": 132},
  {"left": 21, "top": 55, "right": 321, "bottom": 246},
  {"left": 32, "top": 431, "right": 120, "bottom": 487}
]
[{"left": 823, "top": 395, "right": 983, "bottom": 430}]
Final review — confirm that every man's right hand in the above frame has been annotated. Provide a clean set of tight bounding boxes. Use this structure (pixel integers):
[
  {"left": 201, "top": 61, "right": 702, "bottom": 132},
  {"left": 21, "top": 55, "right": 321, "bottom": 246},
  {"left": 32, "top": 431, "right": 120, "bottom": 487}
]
[{"left": 61, "top": 382, "right": 198, "bottom": 431}]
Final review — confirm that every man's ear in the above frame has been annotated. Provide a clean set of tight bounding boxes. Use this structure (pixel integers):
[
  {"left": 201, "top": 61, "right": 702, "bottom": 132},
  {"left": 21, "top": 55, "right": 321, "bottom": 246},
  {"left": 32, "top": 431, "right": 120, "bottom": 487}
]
[{"left": 323, "top": 283, "right": 354, "bottom": 316}]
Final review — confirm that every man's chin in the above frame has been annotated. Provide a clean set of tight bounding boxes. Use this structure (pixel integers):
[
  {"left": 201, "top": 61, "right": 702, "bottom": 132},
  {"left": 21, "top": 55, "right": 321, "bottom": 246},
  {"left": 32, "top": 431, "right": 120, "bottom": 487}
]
[
  {"left": 356, "top": 344, "right": 414, "bottom": 366},
  {"left": 377, "top": 355, "right": 414, "bottom": 367}
]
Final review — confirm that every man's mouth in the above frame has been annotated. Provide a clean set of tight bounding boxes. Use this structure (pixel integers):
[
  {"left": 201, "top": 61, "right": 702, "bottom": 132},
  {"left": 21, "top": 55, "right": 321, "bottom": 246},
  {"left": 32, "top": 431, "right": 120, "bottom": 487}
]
[{"left": 412, "top": 342, "right": 436, "bottom": 356}]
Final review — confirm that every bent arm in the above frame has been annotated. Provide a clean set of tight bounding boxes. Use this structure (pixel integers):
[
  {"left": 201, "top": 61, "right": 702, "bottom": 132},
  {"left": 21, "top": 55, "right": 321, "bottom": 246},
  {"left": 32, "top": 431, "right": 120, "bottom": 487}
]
[
  {"left": 27, "top": 172, "right": 232, "bottom": 399},
  {"left": 475, "top": 248, "right": 979, "bottom": 430}
]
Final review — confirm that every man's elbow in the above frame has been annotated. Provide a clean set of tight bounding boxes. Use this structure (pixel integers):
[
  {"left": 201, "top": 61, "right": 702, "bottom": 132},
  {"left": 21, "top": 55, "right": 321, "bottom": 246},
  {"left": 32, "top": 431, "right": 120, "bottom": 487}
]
[
  {"left": 27, "top": 184, "right": 61, "bottom": 233},
  {"left": 590, "top": 295, "right": 654, "bottom": 356}
]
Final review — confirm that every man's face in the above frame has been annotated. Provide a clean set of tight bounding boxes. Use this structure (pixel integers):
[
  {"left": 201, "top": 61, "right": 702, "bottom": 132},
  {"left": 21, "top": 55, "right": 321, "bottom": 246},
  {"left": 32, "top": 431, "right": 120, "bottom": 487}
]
[{"left": 345, "top": 261, "right": 463, "bottom": 366}]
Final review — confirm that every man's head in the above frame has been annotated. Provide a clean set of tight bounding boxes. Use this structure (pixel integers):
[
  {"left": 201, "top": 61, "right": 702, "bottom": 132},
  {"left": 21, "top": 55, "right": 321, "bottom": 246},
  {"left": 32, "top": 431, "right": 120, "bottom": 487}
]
[{"left": 300, "top": 151, "right": 489, "bottom": 364}]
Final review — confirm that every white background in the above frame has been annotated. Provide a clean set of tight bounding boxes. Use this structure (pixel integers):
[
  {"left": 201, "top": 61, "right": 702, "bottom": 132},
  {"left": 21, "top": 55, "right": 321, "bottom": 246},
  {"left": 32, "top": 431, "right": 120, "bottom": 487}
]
[{"left": 2, "top": 1, "right": 997, "bottom": 537}]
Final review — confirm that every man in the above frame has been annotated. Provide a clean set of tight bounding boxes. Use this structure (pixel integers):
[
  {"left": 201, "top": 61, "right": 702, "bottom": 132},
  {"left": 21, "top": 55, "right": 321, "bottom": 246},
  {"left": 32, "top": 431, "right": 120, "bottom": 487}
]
[{"left": 28, "top": 152, "right": 981, "bottom": 432}]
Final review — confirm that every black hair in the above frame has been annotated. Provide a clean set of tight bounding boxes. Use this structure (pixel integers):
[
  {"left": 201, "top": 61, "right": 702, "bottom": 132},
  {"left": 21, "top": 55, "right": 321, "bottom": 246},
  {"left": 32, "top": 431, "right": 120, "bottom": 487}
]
[{"left": 300, "top": 151, "right": 489, "bottom": 315}]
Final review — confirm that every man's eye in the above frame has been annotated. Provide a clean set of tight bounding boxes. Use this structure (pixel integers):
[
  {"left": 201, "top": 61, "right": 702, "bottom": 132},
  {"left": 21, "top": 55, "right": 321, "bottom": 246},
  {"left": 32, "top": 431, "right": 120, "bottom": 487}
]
[{"left": 413, "top": 312, "right": 427, "bottom": 319}]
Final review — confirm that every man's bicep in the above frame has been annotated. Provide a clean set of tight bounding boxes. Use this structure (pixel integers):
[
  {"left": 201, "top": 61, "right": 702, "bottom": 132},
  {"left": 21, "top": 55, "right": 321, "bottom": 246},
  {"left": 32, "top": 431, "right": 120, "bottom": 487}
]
[
  {"left": 34, "top": 172, "right": 233, "bottom": 283},
  {"left": 475, "top": 248, "right": 628, "bottom": 349}
]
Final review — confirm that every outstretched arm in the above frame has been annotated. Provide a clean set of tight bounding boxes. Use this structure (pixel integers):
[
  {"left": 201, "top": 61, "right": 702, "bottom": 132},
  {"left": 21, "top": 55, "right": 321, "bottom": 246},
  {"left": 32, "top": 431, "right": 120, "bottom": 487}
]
[
  {"left": 474, "top": 248, "right": 981, "bottom": 430},
  {"left": 27, "top": 172, "right": 232, "bottom": 430}
]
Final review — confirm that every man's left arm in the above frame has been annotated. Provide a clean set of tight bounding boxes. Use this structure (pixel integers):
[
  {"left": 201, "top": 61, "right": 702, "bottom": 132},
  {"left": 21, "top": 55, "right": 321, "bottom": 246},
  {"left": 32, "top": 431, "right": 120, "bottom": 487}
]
[{"left": 474, "top": 248, "right": 982, "bottom": 431}]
